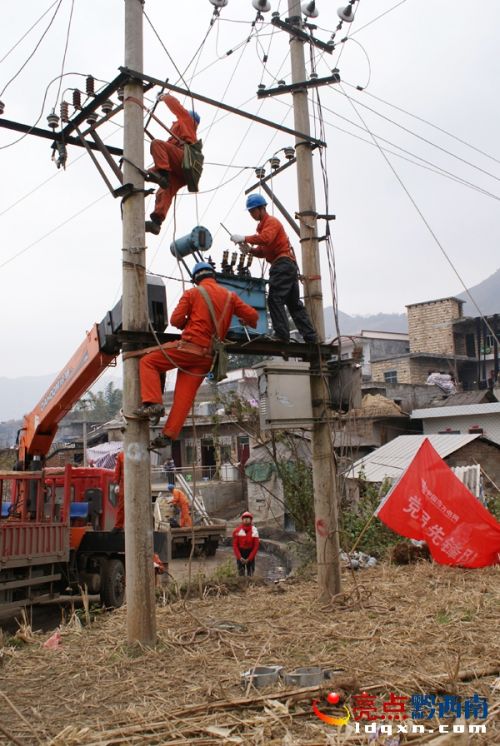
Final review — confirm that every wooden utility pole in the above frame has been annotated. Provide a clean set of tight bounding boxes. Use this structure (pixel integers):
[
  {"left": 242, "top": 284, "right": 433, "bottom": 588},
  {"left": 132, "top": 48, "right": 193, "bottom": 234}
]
[
  {"left": 122, "top": 0, "right": 156, "bottom": 644},
  {"left": 287, "top": 0, "right": 341, "bottom": 599}
]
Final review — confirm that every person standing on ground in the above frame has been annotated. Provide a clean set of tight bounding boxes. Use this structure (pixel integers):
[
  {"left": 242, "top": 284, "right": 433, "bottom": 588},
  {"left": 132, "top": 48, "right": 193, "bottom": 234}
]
[
  {"left": 167, "top": 484, "right": 192, "bottom": 528},
  {"left": 164, "top": 456, "right": 176, "bottom": 483},
  {"left": 232, "top": 511, "right": 260, "bottom": 576},
  {"left": 112, "top": 450, "right": 125, "bottom": 531},
  {"left": 230, "top": 194, "right": 317, "bottom": 343},
  {"left": 133, "top": 262, "right": 259, "bottom": 451},
  {"left": 145, "top": 94, "right": 200, "bottom": 235}
]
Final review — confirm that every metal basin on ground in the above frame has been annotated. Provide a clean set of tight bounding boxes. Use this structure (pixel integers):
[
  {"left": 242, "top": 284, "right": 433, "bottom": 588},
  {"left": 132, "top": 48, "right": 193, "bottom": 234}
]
[{"left": 241, "top": 665, "right": 283, "bottom": 688}]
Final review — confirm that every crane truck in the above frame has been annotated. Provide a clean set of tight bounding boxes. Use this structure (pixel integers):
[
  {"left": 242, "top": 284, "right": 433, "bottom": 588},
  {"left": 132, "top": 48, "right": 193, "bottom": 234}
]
[{"left": 0, "top": 279, "right": 170, "bottom": 613}]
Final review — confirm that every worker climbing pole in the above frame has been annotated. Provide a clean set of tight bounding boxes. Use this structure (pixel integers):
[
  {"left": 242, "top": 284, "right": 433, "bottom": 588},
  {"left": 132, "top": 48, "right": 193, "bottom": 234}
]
[{"left": 145, "top": 94, "right": 203, "bottom": 235}]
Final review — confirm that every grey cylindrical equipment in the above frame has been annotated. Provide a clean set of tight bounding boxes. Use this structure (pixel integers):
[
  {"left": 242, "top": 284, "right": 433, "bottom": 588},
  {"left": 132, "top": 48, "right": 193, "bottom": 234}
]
[{"left": 170, "top": 226, "right": 213, "bottom": 259}]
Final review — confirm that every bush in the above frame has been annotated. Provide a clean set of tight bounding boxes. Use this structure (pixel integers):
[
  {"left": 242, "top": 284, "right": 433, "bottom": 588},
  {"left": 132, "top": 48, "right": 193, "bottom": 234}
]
[{"left": 339, "top": 476, "right": 401, "bottom": 558}]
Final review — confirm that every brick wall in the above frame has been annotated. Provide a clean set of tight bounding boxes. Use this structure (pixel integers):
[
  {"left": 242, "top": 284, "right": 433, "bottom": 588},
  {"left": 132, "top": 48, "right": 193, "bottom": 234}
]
[
  {"left": 407, "top": 298, "right": 463, "bottom": 354},
  {"left": 370, "top": 357, "right": 434, "bottom": 384},
  {"left": 371, "top": 357, "right": 413, "bottom": 383}
]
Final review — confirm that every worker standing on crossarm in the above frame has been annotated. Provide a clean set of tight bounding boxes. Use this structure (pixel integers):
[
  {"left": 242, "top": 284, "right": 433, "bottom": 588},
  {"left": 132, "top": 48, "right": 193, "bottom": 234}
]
[
  {"left": 167, "top": 484, "right": 192, "bottom": 528},
  {"left": 112, "top": 450, "right": 125, "bottom": 531},
  {"left": 146, "top": 94, "right": 200, "bottom": 235},
  {"left": 232, "top": 511, "right": 260, "bottom": 576},
  {"left": 231, "top": 194, "right": 317, "bottom": 344},
  {"left": 134, "top": 262, "right": 259, "bottom": 451}
]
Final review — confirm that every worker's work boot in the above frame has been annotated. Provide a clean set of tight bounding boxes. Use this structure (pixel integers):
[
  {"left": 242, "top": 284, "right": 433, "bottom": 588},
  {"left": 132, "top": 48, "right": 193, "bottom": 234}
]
[
  {"left": 148, "top": 434, "right": 172, "bottom": 453},
  {"left": 133, "top": 402, "right": 165, "bottom": 425},
  {"left": 145, "top": 169, "right": 169, "bottom": 189},
  {"left": 145, "top": 220, "right": 161, "bottom": 235}
]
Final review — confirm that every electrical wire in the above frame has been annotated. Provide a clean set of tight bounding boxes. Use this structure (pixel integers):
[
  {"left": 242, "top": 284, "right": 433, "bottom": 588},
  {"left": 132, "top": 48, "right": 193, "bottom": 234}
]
[
  {"left": 333, "top": 87, "right": 500, "bottom": 185},
  {"left": 345, "top": 82, "right": 500, "bottom": 167},
  {"left": 338, "top": 83, "right": 500, "bottom": 347},
  {"left": 0, "top": 71, "right": 90, "bottom": 151},
  {"left": 350, "top": 0, "right": 409, "bottom": 38},
  {"left": 272, "top": 93, "right": 500, "bottom": 203},
  {"left": 0, "top": 191, "right": 109, "bottom": 271},
  {"left": 0, "top": 0, "right": 60, "bottom": 65},
  {"left": 300, "top": 95, "right": 500, "bottom": 202},
  {"left": 0, "top": 0, "right": 64, "bottom": 98},
  {"left": 54, "top": 0, "right": 75, "bottom": 107}
]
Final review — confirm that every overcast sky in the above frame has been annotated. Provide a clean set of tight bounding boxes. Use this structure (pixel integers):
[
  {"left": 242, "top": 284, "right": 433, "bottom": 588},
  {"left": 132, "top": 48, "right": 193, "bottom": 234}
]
[{"left": 1, "top": 0, "right": 500, "bottom": 380}]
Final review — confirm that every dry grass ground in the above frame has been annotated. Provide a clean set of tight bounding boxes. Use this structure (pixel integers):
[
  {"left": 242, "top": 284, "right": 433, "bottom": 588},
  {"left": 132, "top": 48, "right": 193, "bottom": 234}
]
[{"left": 0, "top": 562, "right": 499, "bottom": 745}]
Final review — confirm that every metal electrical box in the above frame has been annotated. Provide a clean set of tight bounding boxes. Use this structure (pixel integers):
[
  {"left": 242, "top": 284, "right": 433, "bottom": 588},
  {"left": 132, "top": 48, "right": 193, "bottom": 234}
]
[
  {"left": 254, "top": 360, "right": 313, "bottom": 430},
  {"left": 216, "top": 273, "right": 268, "bottom": 337}
]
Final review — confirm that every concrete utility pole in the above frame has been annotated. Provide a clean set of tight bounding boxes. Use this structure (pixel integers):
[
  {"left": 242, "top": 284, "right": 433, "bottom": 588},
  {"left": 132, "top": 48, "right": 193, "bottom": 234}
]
[
  {"left": 123, "top": 0, "right": 156, "bottom": 644},
  {"left": 287, "top": 0, "right": 341, "bottom": 599}
]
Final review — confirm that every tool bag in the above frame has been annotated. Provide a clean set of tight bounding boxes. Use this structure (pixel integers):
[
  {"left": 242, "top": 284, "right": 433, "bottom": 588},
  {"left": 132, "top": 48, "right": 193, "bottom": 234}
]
[
  {"left": 197, "top": 286, "right": 231, "bottom": 383},
  {"left": 182, "top": 139, "right": 204, "bottom": 193}
]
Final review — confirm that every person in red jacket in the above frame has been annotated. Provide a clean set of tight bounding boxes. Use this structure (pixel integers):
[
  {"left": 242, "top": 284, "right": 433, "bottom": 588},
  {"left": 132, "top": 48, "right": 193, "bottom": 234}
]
[
  {"left": 134, "top": 262, "right": 259, "bottom": 450},
  {"left": 232, "top": 511, "right": 260, "bottom": 576},
  {"left": 231, "top": 194, "right": 317, "bottom": 344},
  {"left": 113, "top": 450, "right": 125, "bottom": 531},
  {"left": 146, "top": 94, "right": 200, "bottom": 235}
]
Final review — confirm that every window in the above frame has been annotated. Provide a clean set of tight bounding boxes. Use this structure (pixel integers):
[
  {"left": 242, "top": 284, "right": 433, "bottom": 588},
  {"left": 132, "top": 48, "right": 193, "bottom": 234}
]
[{"left": 384, "top": 370, "right": 398, "bottom": 384}]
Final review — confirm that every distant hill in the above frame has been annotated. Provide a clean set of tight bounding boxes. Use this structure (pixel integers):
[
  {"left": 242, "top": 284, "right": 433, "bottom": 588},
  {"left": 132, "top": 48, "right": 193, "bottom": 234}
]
[
  {"left": 0, "top": 374, "right": 55, "bottom": 423},
  {"left": 458, "top": 267, "right": 500, "bottom": 316},
  {"left": 324, "top": 266, "right": 500, "bottom": 337},
  {"left": 325, "top": 307, "right": 407, "bottom": 338},
  {"left": 0, "top": 372, "right": 122, "bottom": 424}
]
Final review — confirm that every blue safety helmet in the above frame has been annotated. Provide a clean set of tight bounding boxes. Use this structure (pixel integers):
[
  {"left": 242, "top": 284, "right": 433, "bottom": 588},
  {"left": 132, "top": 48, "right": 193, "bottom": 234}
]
[
  {"left": 167, "top": 484, "right": 175, "bottom": 491},
  {"left": 191, "top": 261, "right": 215, "bottom": 283},
  {"left": 189, "top": 110, "right": 201, "bottom": 125},
  {"left": 246, "top": 193, "right": 267, "bottom": 211}
]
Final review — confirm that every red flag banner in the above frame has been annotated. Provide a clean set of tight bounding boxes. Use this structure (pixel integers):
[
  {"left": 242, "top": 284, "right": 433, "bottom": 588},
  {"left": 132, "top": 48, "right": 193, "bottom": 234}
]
[{"left": 376, "top": 438, "right": 500, "bottom": 568}]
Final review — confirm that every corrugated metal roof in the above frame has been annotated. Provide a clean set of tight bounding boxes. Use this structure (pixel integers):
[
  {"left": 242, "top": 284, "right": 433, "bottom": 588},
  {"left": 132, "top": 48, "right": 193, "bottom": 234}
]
[
  {"left": 344, "top": 434, "right": 480, "bottom": 482},
  {"left": 428, "top": 391, "right": 495, "bottom": 407},
  {"left": 411, "top": 402, "right": 500, "bottom": 419}
]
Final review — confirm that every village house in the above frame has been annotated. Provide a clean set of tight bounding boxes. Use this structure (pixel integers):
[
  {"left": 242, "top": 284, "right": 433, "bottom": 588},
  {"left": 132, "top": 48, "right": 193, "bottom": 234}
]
[
  {"left": 369, "top": 297, "right": 500, "bottom": 391},
  {"left": 411, "top": 390, "right": 500, "bottom": 446}
]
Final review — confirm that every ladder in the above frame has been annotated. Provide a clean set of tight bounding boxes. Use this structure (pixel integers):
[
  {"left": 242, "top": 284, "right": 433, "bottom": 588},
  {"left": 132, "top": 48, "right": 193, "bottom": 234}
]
[{"left": 176, "top": 473, "right": 210, "bottom": 525}]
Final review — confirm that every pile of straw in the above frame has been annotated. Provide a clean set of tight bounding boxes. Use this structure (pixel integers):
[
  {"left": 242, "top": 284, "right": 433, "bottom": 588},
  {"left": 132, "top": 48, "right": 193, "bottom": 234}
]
[{"left": 0, "top": 562, "right": 498, "bottom": 745}]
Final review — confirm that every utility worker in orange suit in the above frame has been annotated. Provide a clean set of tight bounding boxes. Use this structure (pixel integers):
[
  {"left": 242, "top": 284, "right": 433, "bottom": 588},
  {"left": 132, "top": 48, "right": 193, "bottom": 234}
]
[
  {"left": 145, "top": 94, "right": 200, "bottom": 236},
  {"left": 167, "top": 484, "right": 192, "bottom": 528},
  {"left": 134, "top": 262, "right": 259, "bottom": 450},
  {"left": 113, "top": 450, "right": 125, "bottom": 531},
  {"left": 231, "top": 194, "right": 317, "bottom": 344},
  {"left": 232, "top": 511, "right": 260, "bottom": 576}
]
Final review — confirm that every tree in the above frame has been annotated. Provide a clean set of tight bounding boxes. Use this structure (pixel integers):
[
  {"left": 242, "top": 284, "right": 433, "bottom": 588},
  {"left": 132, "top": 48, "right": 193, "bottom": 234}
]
[{"left": 73, "top": 383, "right": 123, "bottom": 421}]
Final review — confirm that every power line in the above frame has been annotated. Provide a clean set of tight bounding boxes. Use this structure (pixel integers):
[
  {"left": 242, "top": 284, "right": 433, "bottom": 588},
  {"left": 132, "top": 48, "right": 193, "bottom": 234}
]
[
  {"left": 333, "top": 87, "right": 500, "bottom": 185},
  {"left": 338, "top": 83, "right": 500, "bottom": 347},
  {"left": 0, "top": 0, "right": 64, "bottom": 98},
  {"left": 0, "top": 0, "right": 60, "bottom": 65},
  {"left": 274, "top": 95, "right": 500, "bottom": 203},
  {"left": 345, "top": 82, "right": 500, "bottom": 167},
  {"left": 54, "top": 0, "right": 75, "bottom": 107},
  {"left": 0, "top": 71, "right": 86, "bottom": 151},
  {"left": 0, "top": 191, "right": 109, "bottom": 271},
  {"left": 350, "top": 0, "right": 410, "bottom": 37}
]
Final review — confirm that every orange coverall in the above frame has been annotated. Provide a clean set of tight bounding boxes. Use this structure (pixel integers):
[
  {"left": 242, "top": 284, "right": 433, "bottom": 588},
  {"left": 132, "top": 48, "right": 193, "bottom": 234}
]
[
  {"left": 171, "top": 488, "right": 192, "bottom": 528},
  {"left": 113, "top": 451, "right": 125, "bottom": 529},
  {"left": 244, "top": 213, "right": 295, "bottom": 265},
  {"left": 139, "top": 277, "right": 259, "bottom": 440},
  {"left": 244, "top": 213, "right": 316, "bottom": 343},
  {"left": 150, "top": 95, "right": 198, "bottom": 225}
]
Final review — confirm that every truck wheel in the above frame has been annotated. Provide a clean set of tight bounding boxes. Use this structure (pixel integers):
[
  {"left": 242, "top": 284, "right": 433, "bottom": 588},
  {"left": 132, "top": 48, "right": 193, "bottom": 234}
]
[{"left": 100, "top": 558, "right": 125, "bottom": 608}]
